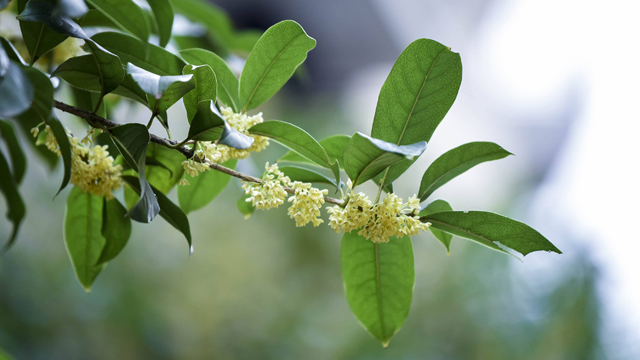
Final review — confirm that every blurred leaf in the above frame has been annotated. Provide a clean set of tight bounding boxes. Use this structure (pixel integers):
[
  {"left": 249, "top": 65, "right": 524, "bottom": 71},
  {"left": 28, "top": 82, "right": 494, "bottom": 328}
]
[
  {"left": 341, "top": 231, "right": 414, "bottom": 347},
  {"left": 97, "top": 197, "right": 131, "bottom": 264},
  {"left": 127, "top": 63, "right": 194, "bottom": 112},
  {"left": 279, "top": 165, "right": 336, "bottom": 187},
  {"left": 236, "top": 192, "right": 254, "bottom": 219},
  {"left": 0, "top": 149, "right": 26, "bottom": 252},
  {"left": 17, "top": 0, "right": 68, "bottom": 63},
  {"left": 17, "top": 0, "right": 89, "bottom": 39},
  {"left": 0, "top": 44, "right": 8, "bottom": 80},
  {"left": 343, "top": 132, "right": 426, "bottom": 186},
  {"left": 179, "top": 48, "right": 239, "bottom": 111},
  {"left": 0, "top": 0, "right": 9, "bottom": 10},
  {"left": 0, "top": 37, "right": 28, "bottom": 66},
  {"left": 85, "top": 0, "right": 149, "bottom": 42},
  {"left": 371, "top": 39, "right": 462, "bottom": 186},
  {"left": 421, "top": 211, "right": 562, "bottom": 256},
  {"left": 182, "top": 64, "right": 216, "bottom": 123},
  {"left": 56, "top": 0, "right": 89, "bottom": 18},
  {"left": 239, "top": 20, "right": 315, "bottom": 111},
  {"left": 169, "top": 0, "right": 234, "bottom": 51},
  {"left": 417, "top": 199, "right": 453, "bottom": 253},
  {"left": 187, "top": 100, "right": 224, "bottom": 141},
  {"left": 109, "top": 123, "right": 160, "bottom": 223},
  {"left": 418, "top": 142, "right": 512, "bottom": 202},
  {"left": 0, "top": 62, "right": 34, "bottom": 119},
  {"left": 146, "top": 0, "right": 173, "bottom": 47},
  {"left": 145, "top": 143, "right": 184, "bottom": 194},
  {"left": 218, "top": 121, "right": 253, "bottom": 149},
  {"left": 123, "top": 175, "right": 192, "bottom": 251},
  {"left": 178, "top": 159, "right": 236, "bottom": 214},
  {"left": 63, "top": 186, "right": 106, "bottom": 292},
  {"left": 0, "top": 120, "right": 27, "bottom": 184},
  {"left": 92, "top": 32, "right": 186, "bottom": 75},
  {"left": 279, "top": 134, "right": 350, "bottom": 166},
  {"left": 231, "top": 29, "right": 261, "bottom": 55}
]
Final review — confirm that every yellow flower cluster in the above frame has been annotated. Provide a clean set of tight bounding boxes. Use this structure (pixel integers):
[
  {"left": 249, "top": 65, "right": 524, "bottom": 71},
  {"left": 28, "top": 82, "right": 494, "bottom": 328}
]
[
  {"left": 287, "top": 181, "right": 328, "bottom": 227},
  {"left": 179, "top": 107, "right": 269, "bottom": 185},
  {"left": 327, "top": 184, "right": 430, "bottom": 243},
  {"left": 33, "top": 126, "right": 123, "bottom": 199},
  {"left": 242, "top": 163, "right": 290, "bottom": 210}
]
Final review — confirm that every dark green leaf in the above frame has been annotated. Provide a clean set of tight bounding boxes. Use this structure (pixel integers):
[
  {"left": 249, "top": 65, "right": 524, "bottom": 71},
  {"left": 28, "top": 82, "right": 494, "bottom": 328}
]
[
  {"left": 127, "top": 63, "right": 194, "bottom": 112},
  {"left": 92, "top": 32, "right": 186, "bottom": 76},
  {"left": 279, "top": 134, "right": 350, "bottom": 165},
  {"left": 44, "top": 115, "right": 72, "bottom": 195},
  {"left": 343, "top": 132, "right": 426, "bottom": 186},
  {"left": 0, "top": 63, "right": 34, "bottom": 119},
  {"left": 146, "top": 0, "right": 173, "bottom": 47},
  {"left": 98, "top": 197, "right": 131, "bottom": 264},
  {"left": 178, "top": 159, "right": 236, "bottom": 214},
  {"left": 0, "top": 120, "right": 27, "bottom": 184},
  {"left": 0, "top": 37, "right": 28, "bottom": 66},
  {"left": 239, "top": 20, "right": 315, "bottom": 110},
  {"left": 63, "top": 186, "right": 106, "bottom": 292},
  {"left": 123, "top": 175, "right": 192, "bottom": 251},
  {"left": 418, "top": 142, "right": 512, "bottom": 202},
  {"left": 236, "top": 193, "right": 254, "bottom": 219},
  {"left": 187, "top": 100, "right": 225, "bottom": 141},
  {"left": 145, "top": 143, "right": 184, "bottom": 194},
  {"left": 0, "top": 44, "right": 8, "bottom": 80},
  {"left": 420, "top": 211, "right": 562, "bottom": 256},
  {"left": 0, "top": 149, "right": 26, "bottom": 252},
  {"left": 182, "top": 64, "right": 216, "bottom": 123},
  {"left": 17, "top": 0, "right": 89, "bottom": 39},
  {"left": 0, "top": 0, "right": 10, "bottom": 10},
  {"left": 17, "top": 0, "right": 68, "bottom": 63},
  {"left": 417, "top": 199, "right": 453, "bottom": 253},
  {"left": 179, "top": 48, "right": 239, "bottom": 111},
  {"left": 85, "top": 0, "right": 149, "bottom": 42},
  {"left": 109, "top": 123, "right": 160, "bottom": 223},
  {"left": 85, "top": 41, "right": 125, "bottom": 95},
  {"left": 279, "top": 165, "right": 336, "bottom": 187},
  {"left": 56, "top": 0, "right": 89, "bottom": 18},
  {"left": 341, "top": 231, "right": 414, "bottom": 347}
]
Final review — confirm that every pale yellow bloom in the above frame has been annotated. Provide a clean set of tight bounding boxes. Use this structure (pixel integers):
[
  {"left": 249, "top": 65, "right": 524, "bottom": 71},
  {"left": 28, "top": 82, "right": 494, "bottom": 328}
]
[
  {"left": 69, "top": 140, "right": 123, "bottom": 199},
  {"left": 219, "top": 106, "right": 270, "bottom": 159},
  {"left": 287, "top": 181, "right": 328, "bottom": 227},
  {"left": 30, "top": 127, "right": 40, "bottom": 138},
  {"left": 242, "top": 162, "right": 290, "bottom": 210},
  {"left": 327, "top": 192, "right": 372, "bottom": 233},
  {"left": 181, "top": 158, "right": 208, "bottom": 177},
  {"left": 178, "top": 178, "right": 190, "bottom": 186}
]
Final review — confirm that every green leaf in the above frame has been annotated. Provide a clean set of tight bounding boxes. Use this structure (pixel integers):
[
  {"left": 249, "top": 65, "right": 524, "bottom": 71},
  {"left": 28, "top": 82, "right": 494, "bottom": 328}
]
[
  {"left": 169, "top": 0, "right": 234, "bottom": 51},
  {"left": 239, "top": 20, "right": 315, "bottom": 111},
  {"left": 44, "top": 115, "right": 73, "bottom": 195},
  {"left": 17, "top": 0, "right": 89, "bottom": 39},
  {"left": 236, "top": 193, "right": 254, "bottom": 219},
  {"left": 56, "top": 0, "right": 89, "bottom": 18},
  {"left": 85, "top": 41, "right": 126, "bottom": 96},
  {"left": 63, "top": 186, "right": 106, "bottom": 292},
  {"left": 145, "top": 143, "right": 184, "bottom": 194},
  {"left": 0, "top": 149, "right": 26, "bottom": 252},
  {"left": 123, "top": 175, "right": 192, "bottom": 251},
  {"left": 178, "top": 159, "right": 236, "bottom": 214},
  {"left": 0, "top": 44, "right": 8, "bottom": 80},
  {"left": 109, "top": 123, "right": 160, "bottom": 223},
  {"left": 186, "top": 100, "right": 225, "bottom": 141},
  {"left": 371, "top": 39, "right": 462, "bottom": 186},
  {"left": 218, "top": 122, "right": 253, "bottom": 149},
  {"left": 279, "top": 165, "right": 336, "bottom": 187},
  {"left": 418, "top": 142, "right": 512, "bottom": 201},
  {"left": 0, "top": 62, "right": 34, "bottom": 119},
  {"left": 146, "top": 0, "right": 173, "bottom": 47},
  {"left": 279, "top": 134, "right": 350, "bottom": 165},
  {"left": 1, "top": 0, "right": 10, "bottom": 10},
  {"left": 420, "top": 211, "right": 562, "bottom": 256},
  {"left": 417, "top": 199, "right": 453, "bottom": 253},
  {"left": 92, "top": 32, "right": 186, "bottom": 76},
  {"left": 179, "top": 48, "right": 239, "bottom": 111},
  {"left": 97, "top": 197, "right": 131, "bottom": 264},
  {"left": 341, "top": 231, "right": 414, "bottom": 347},
  {"left": 17, "top": 0, "right": 68, "bottom": 63},
  {"left": 0, "top": 120, "right": 27, "bottom": 184},
  {"left": 127, "top": 63, "right": 194, "bottom": 112},
  {"left": 343, "top": 132, "right": 426, "bottom": 186},
  {"left": 182, "top": 64, "right": 216, "bottom": 123},
  {"left": 0, "top": 37, "right": 28, "bottom": 66},
  {"left": 85, "top": 0, "right": 149, "bottom": 42}
]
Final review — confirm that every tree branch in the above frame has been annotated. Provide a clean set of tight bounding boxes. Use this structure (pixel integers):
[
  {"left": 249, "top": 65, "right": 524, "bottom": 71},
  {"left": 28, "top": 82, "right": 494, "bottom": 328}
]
[{"left": 53, "top": 100, "right": 345, "bottom": 206}]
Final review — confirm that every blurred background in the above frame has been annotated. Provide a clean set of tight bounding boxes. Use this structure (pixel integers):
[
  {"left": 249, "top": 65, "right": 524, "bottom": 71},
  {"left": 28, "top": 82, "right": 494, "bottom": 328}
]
[{"left": 1, "top": 0, "right": 640, "bottom": 358}]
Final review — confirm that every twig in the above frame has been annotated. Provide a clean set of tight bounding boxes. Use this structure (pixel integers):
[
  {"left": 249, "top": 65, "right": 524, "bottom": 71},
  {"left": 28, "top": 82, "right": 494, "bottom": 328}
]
[{"left": 53, "top": 100, "right": 345, "bottom": 206}]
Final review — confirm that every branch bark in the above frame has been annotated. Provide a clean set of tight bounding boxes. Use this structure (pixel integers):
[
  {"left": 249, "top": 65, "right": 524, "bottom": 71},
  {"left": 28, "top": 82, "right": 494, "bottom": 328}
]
[{"left": 53, "top": 101, "right": 345, "bottom": 206}]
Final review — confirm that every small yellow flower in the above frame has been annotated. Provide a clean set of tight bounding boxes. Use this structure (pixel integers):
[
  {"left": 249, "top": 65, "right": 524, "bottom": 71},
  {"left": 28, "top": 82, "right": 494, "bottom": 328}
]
[
  {"left": 178, "top": 178, "right": 190, "bottom": 186},
  {"left": 242, "top": 162, "right": 290, "bottom": 210},
  {"left": 219, "top": 106, "right": 270, "bottom": 160},
  {"left": 30, "top": 127, "right": 40, "bottom": 138},
  {"left": 181, "top": 158, "right": 209, "bottom": 177},
  {"left": 327, "top": 192, "right": 372, "bottom": 233},
  {"left": 69, "top": 142, "right": 123, "bottom": 200},
  {"left": 287, "top": 181, "right": 328, "bottom": 227}
]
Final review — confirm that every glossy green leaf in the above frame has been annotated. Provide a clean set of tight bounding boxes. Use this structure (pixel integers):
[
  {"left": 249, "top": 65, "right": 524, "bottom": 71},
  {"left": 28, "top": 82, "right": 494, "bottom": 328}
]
[
  {"left": 123, "top": 175, "right": 192, "bottom": 251},
  {"left": 0, "top": 120, "right": 27, "bottom": 184},
  {"left": 417, "top": 199, "right": 453, "bottom": 253},
  {"left": 63, "top": 186, "right": 106, "bottom": 292},
  {"left": 17, "top": 0, "right": 89, "bottom": 39},
  {"left": 146, "top": 0, "right": 173, "bottom": 47},
  {"left": 418, "top": 142, "right": 512, "bottom": 202},
  {"left": 239, "top": 20, "right": 315, "bottom": 110},
  {"left": 279, "top": 165, "right": 336, "bottom": 187},
  {"left": 85, "top": 41, "right": 125, "bottom": 96},
  {"left": 0, "top": 37, "right": 28, "bottom": 66},
  {"left": 85, "top": 0, "right": 149, "bottom": 42},
  {"left": 127, "top": 63, "right": 194, "bottom": 112},
  {"left": 420, "top": 211, "right": 562, "bottom": 256},
  {"left": 92, "top": 32, "right": 186, "bottom": 75},
  {"left": 341, "top": 231, "right": 414, "bottom": 347},
  {"left": 182, "top": 64, "right": 216, "bottom": 123},
  {"left": 236, "top": 193, "right": 254, "bottom": 219},
  {"left": 343, "top": 132, "right": 426, "bottom": 186},
  {"left": 0, "top": 62, "right": 34, "bottom": 119},
  {"left": 279, "top": 134, "right": 350, "bottom": 165},
  {"left": 0, "top": 149, "right": 26, "bottom": 252},
  {"left": 56, "top": 0, "right": 89, "bottom": 18},
  {"left": 145, "top": 143, "right": 184, "bottom": 194},
  {"left": 109, "top": 123, "right": 160, "bottom": 223},
  {"left": 187, "top": 100, "right": 225, "bottom": 141},
  {"left": 179, "top": 48, "right": 239, "bottom": 111},
  {"left": 17, "top": 0, "right": 68, "bottom": 63},
  {"left": 97, "top": 197, "right": 131, "bottom": 264},
  {"left": 178, "top": 159, "right": 236, "bottom": 214}
]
